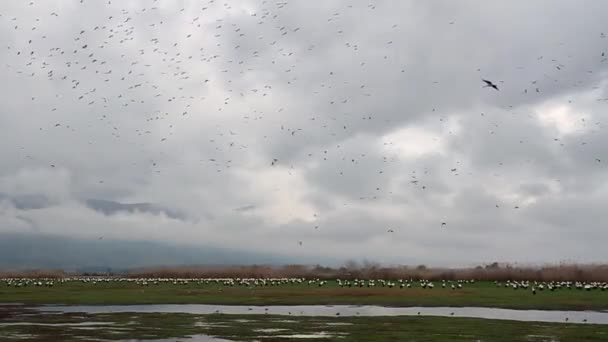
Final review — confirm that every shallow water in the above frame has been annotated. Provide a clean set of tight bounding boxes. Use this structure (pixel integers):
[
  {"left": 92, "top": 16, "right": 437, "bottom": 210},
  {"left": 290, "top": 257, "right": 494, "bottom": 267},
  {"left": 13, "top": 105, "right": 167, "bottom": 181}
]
[
  {"left": 35, "top": 304, "right": 608, "bottom": 324},
  {"left": 273, "top": 332, "right": 339, "bottom": 339},
  {"left": 0, "top": 321, "right": 115, "bottom": 327},
  {"left": 254, "top": 328, "right": 289, "bottom": 333},
  {"left": 118, "top": 336, "right": 232, "bottom": 342}
]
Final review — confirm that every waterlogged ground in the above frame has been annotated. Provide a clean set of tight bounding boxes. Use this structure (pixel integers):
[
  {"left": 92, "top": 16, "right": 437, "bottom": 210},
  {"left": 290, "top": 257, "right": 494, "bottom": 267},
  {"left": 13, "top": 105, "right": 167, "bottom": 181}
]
[
  {"left": 3, "top": 305, "right": 608, "bottom": 341},
  {"left": 3, "top": 280, "right": 608, "bottom": 340}
]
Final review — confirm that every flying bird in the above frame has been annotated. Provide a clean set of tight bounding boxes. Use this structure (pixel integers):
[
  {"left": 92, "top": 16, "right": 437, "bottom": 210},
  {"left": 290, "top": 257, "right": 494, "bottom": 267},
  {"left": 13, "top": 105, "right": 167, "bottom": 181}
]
[{"left": 482, "top": 79, "right": 499, "bottom": 90}]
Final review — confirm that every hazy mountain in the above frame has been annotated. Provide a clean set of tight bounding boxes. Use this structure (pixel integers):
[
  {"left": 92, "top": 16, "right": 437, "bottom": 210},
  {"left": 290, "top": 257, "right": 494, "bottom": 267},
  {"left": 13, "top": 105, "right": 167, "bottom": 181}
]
[{"left": 0, "top": 232, "right": 301, "bottom": 271}]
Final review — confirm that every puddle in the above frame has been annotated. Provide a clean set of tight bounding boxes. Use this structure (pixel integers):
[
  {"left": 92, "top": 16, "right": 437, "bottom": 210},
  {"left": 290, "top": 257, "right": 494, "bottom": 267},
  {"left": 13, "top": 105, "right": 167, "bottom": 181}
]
[
  {"left": 526, "top": 335, "right": 558, "bottom": 342},
  {"left": 0, "top": 333, "right": 38, "bottom": 339},
  {"left": 117, "top": 336, "right": 232, "bottom": 342},
  {"left": 194, "top": 322, "right": 230, "bottom": 328},
  {"left": 0, "top": 321, "right": 115, "bottom": 327},
  {"left": 273, "top": 332, "right": 339, "bottom": 339},
  {"left": 35, "top": 304, "right": 608, "bottom": 324},
  {"left": 254, "top": 328, "right": 289, "bottom": 333},
  {"left": 233, "top": 319, "right": 255, "bottom": 323}
]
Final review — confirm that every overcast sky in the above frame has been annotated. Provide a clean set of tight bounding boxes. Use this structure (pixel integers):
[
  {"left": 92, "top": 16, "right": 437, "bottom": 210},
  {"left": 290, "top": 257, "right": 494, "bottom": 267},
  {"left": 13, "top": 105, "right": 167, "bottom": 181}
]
[{"left": 1, "top": 0, "right": 607, "bottom": 267}]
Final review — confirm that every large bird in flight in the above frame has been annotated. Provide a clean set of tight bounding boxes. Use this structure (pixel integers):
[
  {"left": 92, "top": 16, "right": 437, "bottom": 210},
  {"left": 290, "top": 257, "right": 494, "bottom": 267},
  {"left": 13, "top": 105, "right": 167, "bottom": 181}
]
[{"left": 482, "top": 79, "right": 499, "bottom": 90}]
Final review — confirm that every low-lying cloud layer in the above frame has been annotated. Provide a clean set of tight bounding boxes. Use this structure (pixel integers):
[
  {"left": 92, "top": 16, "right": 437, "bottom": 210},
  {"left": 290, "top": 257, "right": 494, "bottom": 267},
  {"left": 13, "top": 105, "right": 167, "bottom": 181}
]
[{"left": 1, "top": 0, "right": 607, "bottom": 267}]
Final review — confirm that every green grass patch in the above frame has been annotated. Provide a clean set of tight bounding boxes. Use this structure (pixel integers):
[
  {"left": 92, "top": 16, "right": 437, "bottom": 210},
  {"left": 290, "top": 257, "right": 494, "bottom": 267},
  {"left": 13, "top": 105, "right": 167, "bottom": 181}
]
[{"left": 1, "top": 281, "right": 608, "bottom": 310}]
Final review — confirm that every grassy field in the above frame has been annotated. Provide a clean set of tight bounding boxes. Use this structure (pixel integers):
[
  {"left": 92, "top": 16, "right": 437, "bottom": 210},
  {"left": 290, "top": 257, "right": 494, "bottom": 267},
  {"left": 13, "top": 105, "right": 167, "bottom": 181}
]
[
  {"left": 1, "top": 305, "right": 607, "bottom": 341},
  {"left": 1, "top": 280, "right": 608, "bottom": 310}
]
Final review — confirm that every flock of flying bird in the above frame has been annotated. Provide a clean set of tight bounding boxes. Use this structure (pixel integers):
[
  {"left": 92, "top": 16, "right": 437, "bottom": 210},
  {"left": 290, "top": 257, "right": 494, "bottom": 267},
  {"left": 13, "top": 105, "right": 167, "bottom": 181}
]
[{"left": 1, "top": 1, "right": 607, "bottom": 250}]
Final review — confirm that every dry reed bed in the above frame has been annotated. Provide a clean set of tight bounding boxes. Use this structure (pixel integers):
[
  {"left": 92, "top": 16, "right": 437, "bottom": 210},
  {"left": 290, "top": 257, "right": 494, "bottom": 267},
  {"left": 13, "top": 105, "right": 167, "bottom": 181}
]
[
  {"left": 3, "top": 264, "right": 608, "bottom": 282},
  {"left": 126, "top": 263, "right": 608, "bottom": 282}
]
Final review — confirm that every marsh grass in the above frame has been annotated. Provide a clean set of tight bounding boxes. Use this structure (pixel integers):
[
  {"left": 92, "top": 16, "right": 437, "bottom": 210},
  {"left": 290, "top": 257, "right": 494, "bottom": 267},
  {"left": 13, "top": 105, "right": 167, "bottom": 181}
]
[
  {"left": 125, "top": 263, "right": 608, "bottom": 282},
  {"left": 4, "top": 263, "right": 608, "bottom": 282},
  {"left": 1, "top": 280, "right": 608, "bottom": 310}
]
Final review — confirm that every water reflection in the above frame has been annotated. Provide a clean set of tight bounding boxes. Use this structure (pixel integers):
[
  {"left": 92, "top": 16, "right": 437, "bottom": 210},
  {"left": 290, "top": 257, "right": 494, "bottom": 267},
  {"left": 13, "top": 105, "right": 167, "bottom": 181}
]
[
  {"left": 119, "top": 336, "right": 231, "bottom": 342},
  {"left": 36, "top": 304, "right": 608, "bottom": 324}
]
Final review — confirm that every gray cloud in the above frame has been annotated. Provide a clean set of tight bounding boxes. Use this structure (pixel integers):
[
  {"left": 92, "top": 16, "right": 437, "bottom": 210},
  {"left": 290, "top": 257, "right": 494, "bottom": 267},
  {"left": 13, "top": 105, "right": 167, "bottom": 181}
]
[
  {"left": 1, "top": 0, "right": 608, "bottom": 268},
  {"left": 234, "top": 204, "right": 257, "bottom": 212},
  {"left": 85, "top": 199, "right": 187, "bottom": 221},
  {"left": 0, "top": 192, "right": 51, "bottom": 210}
]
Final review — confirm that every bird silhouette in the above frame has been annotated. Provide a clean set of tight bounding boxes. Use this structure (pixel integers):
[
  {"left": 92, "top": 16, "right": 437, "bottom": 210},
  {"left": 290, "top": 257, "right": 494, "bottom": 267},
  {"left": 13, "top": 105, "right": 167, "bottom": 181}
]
[{"left": 482, "top": 79, "right": 499, "bottom": 90}]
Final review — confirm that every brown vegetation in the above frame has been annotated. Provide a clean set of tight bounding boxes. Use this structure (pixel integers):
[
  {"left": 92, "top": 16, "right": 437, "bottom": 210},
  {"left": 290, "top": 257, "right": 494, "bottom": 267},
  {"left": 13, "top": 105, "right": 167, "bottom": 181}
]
[
  {"left": 0, "top": 269, "right": 67, "bottom": 278},
  {"left": 3, "top": 263, "right": 608, "bottom": 282},
  {"left": 126, "top": 262, "right": 608, "bottom": 282}
]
